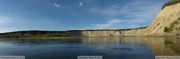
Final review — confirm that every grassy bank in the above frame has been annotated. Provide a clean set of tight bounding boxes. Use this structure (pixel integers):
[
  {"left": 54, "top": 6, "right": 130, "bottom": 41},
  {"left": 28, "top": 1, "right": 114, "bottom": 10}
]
[{"left": 3, "top": 34, "right": 79, "bottom": 39}]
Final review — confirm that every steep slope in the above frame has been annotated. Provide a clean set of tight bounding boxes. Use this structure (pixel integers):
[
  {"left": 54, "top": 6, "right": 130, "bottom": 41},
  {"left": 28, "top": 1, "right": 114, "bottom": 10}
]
[
  {"left": 142, "top": 3, "right": 180, "bottom": 36},
  {"left": 82, "top": 2, "right": 180, "bottom": 37}
]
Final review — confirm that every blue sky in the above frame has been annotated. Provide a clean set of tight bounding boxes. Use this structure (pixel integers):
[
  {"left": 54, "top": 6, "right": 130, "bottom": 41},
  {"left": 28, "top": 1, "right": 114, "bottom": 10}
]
[{"left": 0, "top": 0, "right": 169, "bottom": 33}]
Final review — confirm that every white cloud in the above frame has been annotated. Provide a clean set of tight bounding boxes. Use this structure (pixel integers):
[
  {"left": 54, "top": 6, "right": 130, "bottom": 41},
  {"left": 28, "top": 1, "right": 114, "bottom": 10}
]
[
  {"left": 0, "top": 16, "right": 13, "bottom": 25},
  {"left": 79, "top": 2, "right": 83, "bottom": 6},
  {"left": 92, "top": 19, "right": 122, "bottom": 29},
  {"left": 54, "top": 3, "right": 60, "bottom": 8},
  {"left": 108, "top": 19, "right": 121, "bottom": 24},
  {"left": 0, "top": 16, "right": 18, "bottom": 33},
  {"left": 0, "top": 17, "right": 10, "bottom": 24},
  {"left": 89, "top": 0, "right": 166, "bottom": 28}
]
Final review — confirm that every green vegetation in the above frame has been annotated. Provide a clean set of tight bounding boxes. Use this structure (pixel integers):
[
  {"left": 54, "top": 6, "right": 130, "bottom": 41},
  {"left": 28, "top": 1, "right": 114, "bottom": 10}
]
[
  {"left": 153, "top": 27, "right": 156, "bottom": 29},
  {"left": 175, "top": 27, "right": 180, "bottom": 31},
  {"left": 164, "top": 17, "right": 180, "bottom": 33},
  {"left": 173, "top": 20, "right": 179, "bottom": 24},
  {"left": 162, "top": 0, "right": 180, "bottom": 9},
  {"left": 36, "top": 34, "right": 69, "bottom": 38},
  {"left": 178, "top": 17, "right": 180, "bottom": 20},
  {"left": 157, "top": 23, "right": 160, "bottom": 26},
  {"left": 164, "top": 26, "right": 172, "bottom": 33},
  {"left": 15, "top": 34, "right": 70, "bottom": 38},
  {"left": 40, "top": 34, "right": 69, "bottom": 37}
]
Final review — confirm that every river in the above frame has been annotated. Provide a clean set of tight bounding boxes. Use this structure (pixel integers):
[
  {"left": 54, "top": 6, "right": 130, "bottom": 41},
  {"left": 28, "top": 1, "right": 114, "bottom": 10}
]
[{"left": 0, "top": 37, "right": 179, "bottom": 59}]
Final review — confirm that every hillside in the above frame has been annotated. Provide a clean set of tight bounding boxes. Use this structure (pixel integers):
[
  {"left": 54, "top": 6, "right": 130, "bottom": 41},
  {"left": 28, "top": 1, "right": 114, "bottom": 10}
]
[
  {"left": 142, "top": 2, "right": 180, "bottom": 36},
  {"left": 74, "top": 2, "right": 180, "bottom": 37},
  {"left": 120, "top": 2, "right": 180, "bottom": 37}
]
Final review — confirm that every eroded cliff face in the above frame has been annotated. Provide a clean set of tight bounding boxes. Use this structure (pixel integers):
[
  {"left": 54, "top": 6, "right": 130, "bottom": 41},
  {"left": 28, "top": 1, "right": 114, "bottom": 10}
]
[
  {"left": 81, "top": 3, "right": 180, "bottom": 37},
  {"left": 122, "top": 28, "right": 145, "bottom": 36},
  {"left": 81, "top": 30, "right": 121, "bottom": 37},
  {"left": 142, "top": 3, "right": 180, "bottom": 36},
  {"left": 80, "top": 28, "right": 147, "bottom": 37}
]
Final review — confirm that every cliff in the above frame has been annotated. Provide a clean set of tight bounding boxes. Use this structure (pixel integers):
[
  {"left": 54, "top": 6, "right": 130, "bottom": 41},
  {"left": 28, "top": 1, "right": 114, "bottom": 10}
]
[
  {"left": 115, "top": 2, "right": 180, "bottom": 37},
  {"left": 81, "top": 27, "right": 146, "bottom": 37},
  {"left": 81, "top": 3, "right": 180, "bottom": 37},
  {"left": 142, "top": 3, "right": 180, "bottom": 36}
]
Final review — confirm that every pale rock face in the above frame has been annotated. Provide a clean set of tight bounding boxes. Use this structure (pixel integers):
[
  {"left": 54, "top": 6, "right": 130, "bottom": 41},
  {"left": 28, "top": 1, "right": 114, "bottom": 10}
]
[
  {"left": 123, "top": 28, "right": 145, "bottom": 36},
  {"left": 124, "top": 3, "right": 180, "bottom": 36},
  {"left": 81, "top": 31, "right": 121, "bottom": 37},
  {"left": 81, "top": 3, "right": 180, "bottom": 37}
]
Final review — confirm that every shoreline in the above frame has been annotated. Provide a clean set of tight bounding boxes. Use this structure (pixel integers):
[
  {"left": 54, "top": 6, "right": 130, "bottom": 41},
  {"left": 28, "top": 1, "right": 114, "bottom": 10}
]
[
  {"left": 0, "top": 37, "right": 81, "bottom": 39},
  {"left": 1, "top": 36, "right": 180, "bottom": 40}
]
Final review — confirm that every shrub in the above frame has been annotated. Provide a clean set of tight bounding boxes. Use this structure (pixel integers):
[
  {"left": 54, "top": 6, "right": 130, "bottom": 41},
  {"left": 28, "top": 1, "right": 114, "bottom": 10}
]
[
  {"left": 178, "top": 17, "right": 180, "bottom": 20},
  {"left": 173, "top": 20, "right": 179, "bottom": 24},
  {"left": 164, "top": 26, "right": 173, "bottom": 33},
  {"left": 162, "top": 0, "right": 180, "bottom": 9},
  {"left": 176, "top": 28, "right": 179, "bottom": 31},
  {"left": 170, "top": 23, "right": 175, "bottom": 28},
  {"left": 153, "top": 27, "right": 156, "bottom": 29},
  {"left": 176, "top": 27, "right": 180, "bottom": 31},
  {"left": 157, "top": 23, "right": 160, "bottom": 26},
  {"left": 165, "top": 20, "right": 180, "bottom": 33},
  {"left": 40, "top": 34, "right": 69, "bottom": 37},
  {"left": 164, "top": 27, "right": 169, "bottom": 32}
]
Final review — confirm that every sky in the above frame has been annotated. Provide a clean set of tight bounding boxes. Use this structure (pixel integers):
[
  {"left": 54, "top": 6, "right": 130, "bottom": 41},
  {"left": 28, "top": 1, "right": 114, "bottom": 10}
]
[{"left": 0, "top": 0, "right": 169, "bottom": 33}]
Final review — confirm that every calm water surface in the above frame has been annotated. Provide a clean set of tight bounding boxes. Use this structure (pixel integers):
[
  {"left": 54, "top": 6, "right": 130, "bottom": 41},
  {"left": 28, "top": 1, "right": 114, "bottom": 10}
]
[{"left": 0, "top": 37, "right": 180, "bottom": 59}]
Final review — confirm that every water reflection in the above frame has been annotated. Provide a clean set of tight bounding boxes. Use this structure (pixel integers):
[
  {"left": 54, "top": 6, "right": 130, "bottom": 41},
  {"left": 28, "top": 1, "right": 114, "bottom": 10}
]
[
  {"left": 0, "top": 37, "right": 179, "bottom": 59},
  {"left": 82, "top": 37, "right": 180, "bottom": 56}
]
